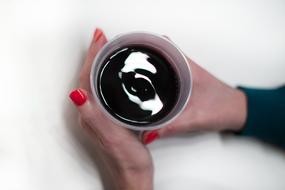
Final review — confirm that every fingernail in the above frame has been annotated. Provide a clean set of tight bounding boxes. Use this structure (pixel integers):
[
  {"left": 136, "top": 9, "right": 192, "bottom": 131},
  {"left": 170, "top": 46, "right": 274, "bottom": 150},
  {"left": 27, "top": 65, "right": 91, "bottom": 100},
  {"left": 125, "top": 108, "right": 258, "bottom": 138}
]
[
  {"left": 69, "top": 89, "right": 87, "bottom": 106},
  {"left": 94, "top": 28, "right": 103, "bottom": 42},
  {"left": 143, "top": 131, "right": 159, "bottom": 145}
]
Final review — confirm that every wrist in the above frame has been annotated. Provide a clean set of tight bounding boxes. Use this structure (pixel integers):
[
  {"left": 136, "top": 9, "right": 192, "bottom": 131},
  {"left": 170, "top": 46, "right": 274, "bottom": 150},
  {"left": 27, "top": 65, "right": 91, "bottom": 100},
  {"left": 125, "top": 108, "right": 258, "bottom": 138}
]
[{"left": 225, "top": 88, "right": 247, "bottom": 132}]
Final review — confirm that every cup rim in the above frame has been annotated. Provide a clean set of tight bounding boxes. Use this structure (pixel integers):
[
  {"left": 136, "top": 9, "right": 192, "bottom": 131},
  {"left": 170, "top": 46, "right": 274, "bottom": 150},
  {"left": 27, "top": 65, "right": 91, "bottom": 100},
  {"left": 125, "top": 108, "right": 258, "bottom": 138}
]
[{"left": 90, "top": 31, "right": 192, "bottom": 131}]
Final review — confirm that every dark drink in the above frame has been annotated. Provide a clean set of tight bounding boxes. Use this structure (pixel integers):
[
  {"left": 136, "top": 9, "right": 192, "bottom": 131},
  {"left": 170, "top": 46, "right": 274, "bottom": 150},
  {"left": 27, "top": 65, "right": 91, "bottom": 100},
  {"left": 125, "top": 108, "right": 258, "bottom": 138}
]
[
  {"left": 97, "top": 46, "right": 179, "bottom": 126},
  {"left": 91, "top": 32, "right": 192, "bottom": 130}
]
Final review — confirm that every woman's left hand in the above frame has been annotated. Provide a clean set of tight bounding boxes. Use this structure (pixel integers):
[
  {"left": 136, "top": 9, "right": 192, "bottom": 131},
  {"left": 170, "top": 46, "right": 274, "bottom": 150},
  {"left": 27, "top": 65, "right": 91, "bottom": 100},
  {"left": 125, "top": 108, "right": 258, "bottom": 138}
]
[{"left": 69, "top": 28, "right": 153, "bottom": 190}]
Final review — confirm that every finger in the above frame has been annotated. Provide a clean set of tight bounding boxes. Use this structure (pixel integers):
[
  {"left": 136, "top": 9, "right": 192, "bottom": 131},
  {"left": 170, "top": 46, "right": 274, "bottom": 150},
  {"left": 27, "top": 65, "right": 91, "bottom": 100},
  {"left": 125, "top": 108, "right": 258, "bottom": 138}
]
[
  {"left": 158, "top": 123, "right": 192, "bottom": 137},
  {"left": 142, "top": 125, "right": 187, "bottom": 145},
  {"left": 142, "top": 130, "right": 160, "bottom": 145},
  {"left": 79, "top": 117, "right": 106, "bottom": 148},
  {"left": 142, "top": 116, "right": 197, "bottom": 144},
  {"left": 69, "top": 88, "right": 106, "bottom": 131},
  {"left": 80, "top": 28, "right": 107, "bottom": 91},
  {"left": 69, "top": 88, "right": 129, "bottom": 138}
]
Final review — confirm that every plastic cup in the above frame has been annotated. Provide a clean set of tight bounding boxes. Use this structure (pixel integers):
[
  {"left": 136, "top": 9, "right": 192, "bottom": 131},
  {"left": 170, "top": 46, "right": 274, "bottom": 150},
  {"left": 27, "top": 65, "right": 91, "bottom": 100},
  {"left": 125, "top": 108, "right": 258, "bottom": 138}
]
[{"left": 90, "top": 32, "right": 192, "bottom": 131}]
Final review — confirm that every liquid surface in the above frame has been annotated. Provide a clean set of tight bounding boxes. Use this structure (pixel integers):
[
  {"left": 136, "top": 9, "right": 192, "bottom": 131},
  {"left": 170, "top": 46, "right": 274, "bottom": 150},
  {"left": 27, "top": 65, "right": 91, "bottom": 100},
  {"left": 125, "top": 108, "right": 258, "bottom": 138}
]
[{"left": 97, "top": 46, "right": 179, "bottom": 126}]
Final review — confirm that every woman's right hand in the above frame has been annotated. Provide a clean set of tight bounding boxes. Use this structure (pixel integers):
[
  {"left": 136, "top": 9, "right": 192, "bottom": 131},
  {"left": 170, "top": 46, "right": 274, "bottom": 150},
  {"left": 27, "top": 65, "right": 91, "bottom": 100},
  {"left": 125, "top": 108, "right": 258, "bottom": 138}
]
[{"left": 143, "top": 51, "right": 248, "bottom": 144}]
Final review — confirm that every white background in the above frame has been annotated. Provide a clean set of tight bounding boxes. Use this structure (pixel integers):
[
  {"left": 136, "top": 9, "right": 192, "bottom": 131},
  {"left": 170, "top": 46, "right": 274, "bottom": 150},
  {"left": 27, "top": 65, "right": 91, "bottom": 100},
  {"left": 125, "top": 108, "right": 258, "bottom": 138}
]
[{"left": 0, "top": 0, "right": 285, "bottom": 189}]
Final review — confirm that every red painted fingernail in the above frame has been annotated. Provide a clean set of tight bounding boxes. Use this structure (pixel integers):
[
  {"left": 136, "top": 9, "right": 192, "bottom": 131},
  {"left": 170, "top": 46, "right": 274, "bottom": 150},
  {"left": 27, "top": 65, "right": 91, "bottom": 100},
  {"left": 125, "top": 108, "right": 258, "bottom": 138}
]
[
  {"left": 143, "top": 131, "right": 159, "bottom": 145},
  {"left": 94, "top": 28, "right": 103, "bottom": 42},
  {"left": 69, "top": 89, "right": 87, "bottom": 106}
]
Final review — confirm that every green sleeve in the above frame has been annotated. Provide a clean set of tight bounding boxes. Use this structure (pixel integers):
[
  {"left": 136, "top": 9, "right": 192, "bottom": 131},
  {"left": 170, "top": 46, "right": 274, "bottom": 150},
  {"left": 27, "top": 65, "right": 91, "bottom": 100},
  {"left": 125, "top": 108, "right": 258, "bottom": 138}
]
[{"left": 238, "top": 86, "right": 285, "bottom": 148}]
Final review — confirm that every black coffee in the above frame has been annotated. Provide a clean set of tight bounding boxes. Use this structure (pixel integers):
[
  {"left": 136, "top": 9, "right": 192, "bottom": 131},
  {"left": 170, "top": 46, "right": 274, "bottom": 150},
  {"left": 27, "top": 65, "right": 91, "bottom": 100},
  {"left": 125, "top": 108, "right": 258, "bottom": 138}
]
[{"left": 97, "top": 46, "right": 179, "bottom": 126}]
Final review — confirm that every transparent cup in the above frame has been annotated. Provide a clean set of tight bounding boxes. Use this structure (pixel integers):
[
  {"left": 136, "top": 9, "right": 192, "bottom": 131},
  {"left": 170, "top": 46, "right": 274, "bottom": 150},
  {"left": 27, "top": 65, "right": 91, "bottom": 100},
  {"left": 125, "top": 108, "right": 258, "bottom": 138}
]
[{"left": 90, "top": 32, "right": 192, "bottom": 131}]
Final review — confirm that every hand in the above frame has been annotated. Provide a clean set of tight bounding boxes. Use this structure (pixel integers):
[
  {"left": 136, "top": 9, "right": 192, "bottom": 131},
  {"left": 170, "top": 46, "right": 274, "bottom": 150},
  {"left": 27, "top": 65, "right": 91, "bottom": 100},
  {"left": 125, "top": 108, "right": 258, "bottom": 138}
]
[
  {"left": 143, "top": 40, "right": 247, "bottom": 143},
  {"left": 69, "top": 29, "right": 153, "bottom": 190}
]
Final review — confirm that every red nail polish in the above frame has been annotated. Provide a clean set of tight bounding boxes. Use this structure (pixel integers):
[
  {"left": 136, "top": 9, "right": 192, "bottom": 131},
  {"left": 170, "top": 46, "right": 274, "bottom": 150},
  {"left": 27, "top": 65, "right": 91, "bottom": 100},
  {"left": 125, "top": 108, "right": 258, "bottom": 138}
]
[
  {"left": 69, "top": 89, "right": 87, "bottom": 106},
  {"left": 143, "top": 131, "right": 159, "bottom": 145},
  {"left": 94, "top": 28, "right": 103, "bottom": 42}
]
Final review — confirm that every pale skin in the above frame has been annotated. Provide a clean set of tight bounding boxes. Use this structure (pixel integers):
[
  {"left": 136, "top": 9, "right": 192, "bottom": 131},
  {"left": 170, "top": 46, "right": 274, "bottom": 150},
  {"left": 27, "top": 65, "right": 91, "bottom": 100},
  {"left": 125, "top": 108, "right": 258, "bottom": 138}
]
[{"left": 69, "top": 28, "right": 247, "bottom": 190}]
